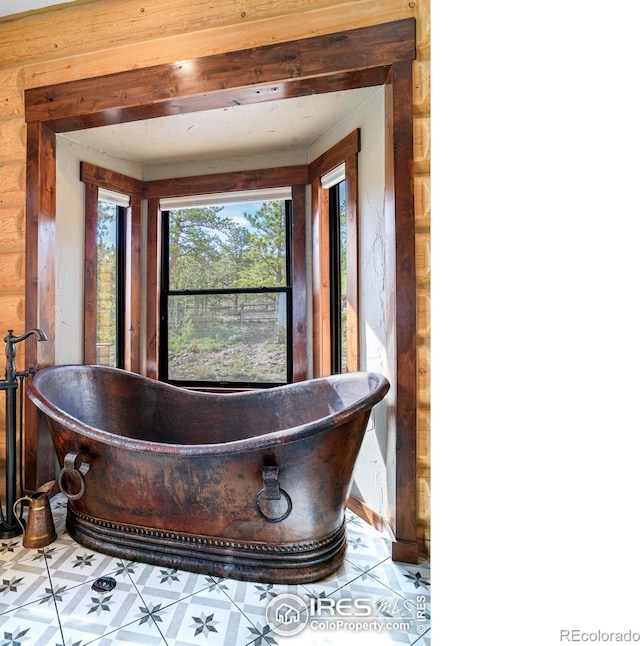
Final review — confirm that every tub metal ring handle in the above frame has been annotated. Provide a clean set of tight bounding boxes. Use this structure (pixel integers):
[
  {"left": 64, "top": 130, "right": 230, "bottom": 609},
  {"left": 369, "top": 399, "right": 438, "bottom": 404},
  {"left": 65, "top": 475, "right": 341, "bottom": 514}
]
[
  {"left": 255, "top": 487, "right": 292, "bottom": 523},
  {"left": 255, "top": 465, "right": 292, "bottom": 523},
  {"left": 57, "top": 451, "right": 90, "bottom": 500}
]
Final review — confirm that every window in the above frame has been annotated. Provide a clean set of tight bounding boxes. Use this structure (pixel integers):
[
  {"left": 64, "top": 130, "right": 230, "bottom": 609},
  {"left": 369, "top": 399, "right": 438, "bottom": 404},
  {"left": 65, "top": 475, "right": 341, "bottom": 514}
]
[
  {"left": 329, "top": 179, "right": 348, "bottom": 374},
  {"left": 95, "top": 197, "right": 125, "bottom": 367},
  {"left": 159, "top": 190, "right": 293, "bottom": 387},
  {"left": 81, "top": 162, "right": 143, "bottom": 371},
  {"left": 311, "top": 130, "right": 360, "bottom": 376}
]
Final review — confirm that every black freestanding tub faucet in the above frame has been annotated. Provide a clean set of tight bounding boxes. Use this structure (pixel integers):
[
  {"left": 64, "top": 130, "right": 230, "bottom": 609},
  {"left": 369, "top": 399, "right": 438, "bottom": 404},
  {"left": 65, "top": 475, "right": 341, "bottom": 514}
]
[{"left": 1, "top": 329, "right": 47, "bottom": 538}]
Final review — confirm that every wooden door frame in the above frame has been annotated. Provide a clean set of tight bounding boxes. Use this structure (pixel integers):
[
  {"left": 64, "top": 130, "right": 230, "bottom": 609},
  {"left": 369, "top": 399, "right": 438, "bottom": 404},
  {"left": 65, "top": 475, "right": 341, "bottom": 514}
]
[{"left": 23, "top": 18, "right": 419, "bottom": 562}]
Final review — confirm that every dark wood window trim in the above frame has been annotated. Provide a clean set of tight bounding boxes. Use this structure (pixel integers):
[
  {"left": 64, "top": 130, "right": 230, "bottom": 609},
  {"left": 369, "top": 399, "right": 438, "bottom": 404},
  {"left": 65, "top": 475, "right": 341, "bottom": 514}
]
[
  {"left": 143, "top": 166, "right": 309, "bottom": 384},
  {"left": 82, "top": 188, "right": 126, "bottom": 367},
  {"left": 24, "top": 19, "right": 419, "bottom": 562},
  {"left": 25, "top": 22, "right": 411, "bottom": 132},
  {"left": 78, "top": 163, "right": 309, "bottom": 384},
  {"left": 146, "top": 198, "right": 162, "bottom": 379},
  {"left": 80, "top": 162, "right": 143, "bottom": 372},
  {"left": 384, "top": 60, "right": 418, "bottom": 564},
  {"left": 310, "top": 130, "right": 360, "bottom": 376},
  {"left": 82, "top": 181, "right": 99, "bottom": 363}
]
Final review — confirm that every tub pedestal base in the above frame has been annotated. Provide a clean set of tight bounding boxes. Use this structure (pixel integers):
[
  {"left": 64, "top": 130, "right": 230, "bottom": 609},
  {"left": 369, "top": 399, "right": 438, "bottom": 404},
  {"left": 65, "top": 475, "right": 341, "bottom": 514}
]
[{"left": 66, "top": 506, "right": 347, "bottom": 584}]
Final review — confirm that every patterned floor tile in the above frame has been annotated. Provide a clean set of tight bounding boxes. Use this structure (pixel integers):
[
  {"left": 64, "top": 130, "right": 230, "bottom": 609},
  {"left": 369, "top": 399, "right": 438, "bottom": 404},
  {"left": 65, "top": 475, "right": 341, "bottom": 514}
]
[
  {"left": 56, "top": 572, "right": 148, "bottom": 643},
  {"left": 356, "top": 559, "right": 430, "bottom": 605},
  {"left": 45, "top": 541, "right": 123, "bottom": 583},
  {"left": 51, "top": 503, "right": 69, "bottom": 524},
  {"left": 313, "top": 571, "right": 426, "bottom": 644},
  {"left": 0, "top": 538, "right": 32, "bottom": 568},
  {"left": 346, "top": 559, "right": 430, "bottom": 644},
  {"left": 219, "top": 578, "right": 303, "bottom": 609},
  {"left": 344, "top": 518, "right": 393, "bottom": 571},
  {"left": 125, "top": 562, "right": 216, "bottom": 611},
  {"left": 0, "top": 558, "right": 53, "bottom": 613},
  {"left": 0, "top": 603, "right": 64, "bottom": 645},
  {"left": 225, "top": 591, "right": 294, "bottom": 646},
  {"left": 154, "top": 586, "right": 259, "bottom": 646},
  {"left": 344, "top": 509, "right": 359, "bottom": 523},
  {"left": 207, "top": 578, "right": 310, "bottom": 646},
  {"left": 281, "top": 626, "right": 423, "bottom": 645},
  {"left": 262, "top": 551, "right": 430, "bottom": 646},
  {"left": 300, "top": 557, "right": 376, "bottom": 600},
  {"left": 0, "top": 497, "right": 423, "bottom": 645},
  {"left": 0, "top": 515, "right": 62, "bottom": 570},
  {"left": 84, "top": 618, "right": 168, "bottom": 645},
  {"left": 74, "top": 586, "right": 172, "bottom": 645}
]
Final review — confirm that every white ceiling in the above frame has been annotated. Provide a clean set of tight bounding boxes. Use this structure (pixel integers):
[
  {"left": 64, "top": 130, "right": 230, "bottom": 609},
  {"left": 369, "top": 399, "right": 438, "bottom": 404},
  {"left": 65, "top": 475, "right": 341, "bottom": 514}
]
[{"left": 60, "top": 87, "right": 380, "bottom": 169}]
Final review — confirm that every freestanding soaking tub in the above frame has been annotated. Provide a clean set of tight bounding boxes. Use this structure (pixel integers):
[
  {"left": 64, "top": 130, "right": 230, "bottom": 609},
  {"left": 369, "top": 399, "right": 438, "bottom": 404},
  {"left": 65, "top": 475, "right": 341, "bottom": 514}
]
[{"left": 27, "top": 365, "right": 389, "bottom": 583}]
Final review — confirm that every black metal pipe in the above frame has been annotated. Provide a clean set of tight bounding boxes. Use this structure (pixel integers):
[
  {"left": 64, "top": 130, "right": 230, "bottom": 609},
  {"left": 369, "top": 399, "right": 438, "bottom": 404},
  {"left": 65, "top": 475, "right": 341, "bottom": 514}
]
[
  {"left": 1, "top": 381, "right": 20, "bottom": 538},
  {"left": 1, "top": 329, "right": 47, "bottom": 538}
]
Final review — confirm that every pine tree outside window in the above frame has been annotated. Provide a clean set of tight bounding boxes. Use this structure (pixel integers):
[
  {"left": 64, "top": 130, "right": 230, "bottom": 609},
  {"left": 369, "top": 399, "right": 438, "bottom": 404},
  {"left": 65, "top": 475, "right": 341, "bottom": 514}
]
[
  {"left": 96, "top": 199, "right": 125, "bottom": 367},
  {"left": 159, "top": 191, "right": 292, "bottom": 387}
]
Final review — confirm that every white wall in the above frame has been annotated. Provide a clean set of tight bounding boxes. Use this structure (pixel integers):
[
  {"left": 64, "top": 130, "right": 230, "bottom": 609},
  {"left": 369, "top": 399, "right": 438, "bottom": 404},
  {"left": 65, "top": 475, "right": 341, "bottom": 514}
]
[
  {"left": 308, "top": 87, "right": 390, "bottom": 516},
  {"left": 55, "top": 135, "right": 143, "bottom": 365}
]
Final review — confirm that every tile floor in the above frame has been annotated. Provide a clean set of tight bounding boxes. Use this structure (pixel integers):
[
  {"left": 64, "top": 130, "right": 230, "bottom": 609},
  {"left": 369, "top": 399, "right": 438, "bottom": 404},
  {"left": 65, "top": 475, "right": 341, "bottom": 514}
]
[{"left": 0, "top": 495, "right": 430, "bottom": 645}]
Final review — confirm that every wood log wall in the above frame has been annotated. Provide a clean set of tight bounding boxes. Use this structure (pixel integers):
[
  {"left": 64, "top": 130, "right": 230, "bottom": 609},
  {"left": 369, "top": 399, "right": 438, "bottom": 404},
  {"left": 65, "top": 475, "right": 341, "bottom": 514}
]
[{"left": 0, "top": 0, "right": 430, "bottom": 555}]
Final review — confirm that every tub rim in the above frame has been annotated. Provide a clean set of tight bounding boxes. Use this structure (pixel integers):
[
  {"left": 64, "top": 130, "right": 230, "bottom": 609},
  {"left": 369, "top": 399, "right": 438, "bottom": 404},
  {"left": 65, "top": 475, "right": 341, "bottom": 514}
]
[{"left": 27, "top": 364, "right": 390, "bottom": 457}]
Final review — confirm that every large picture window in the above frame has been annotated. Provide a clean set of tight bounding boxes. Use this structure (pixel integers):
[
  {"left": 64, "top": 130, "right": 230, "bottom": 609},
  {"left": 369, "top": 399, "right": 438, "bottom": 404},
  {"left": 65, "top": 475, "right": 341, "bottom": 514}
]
[{"left": 159, "top": 191, "right": 293, "bottom": 387}]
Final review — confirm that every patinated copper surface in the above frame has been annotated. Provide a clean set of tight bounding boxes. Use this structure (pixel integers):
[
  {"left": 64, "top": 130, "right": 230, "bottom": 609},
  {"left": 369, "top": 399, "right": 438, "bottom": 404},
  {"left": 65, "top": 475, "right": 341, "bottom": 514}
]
[{"left": 27, "top": 366, "right": 389, "bottom": 583}]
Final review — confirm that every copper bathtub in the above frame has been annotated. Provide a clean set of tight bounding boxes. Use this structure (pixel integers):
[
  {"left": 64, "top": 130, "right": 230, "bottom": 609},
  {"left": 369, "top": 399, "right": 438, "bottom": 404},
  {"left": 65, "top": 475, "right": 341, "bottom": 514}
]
[{"left": 27, "top": 365, "right": 389, "bottom": 583}]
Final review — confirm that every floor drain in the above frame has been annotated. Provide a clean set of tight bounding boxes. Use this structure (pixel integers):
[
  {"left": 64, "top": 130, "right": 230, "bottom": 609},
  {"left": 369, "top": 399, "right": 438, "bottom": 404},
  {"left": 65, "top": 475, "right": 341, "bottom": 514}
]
[{"left": 91, "top": 576, "right": 116, "bottom": 593}]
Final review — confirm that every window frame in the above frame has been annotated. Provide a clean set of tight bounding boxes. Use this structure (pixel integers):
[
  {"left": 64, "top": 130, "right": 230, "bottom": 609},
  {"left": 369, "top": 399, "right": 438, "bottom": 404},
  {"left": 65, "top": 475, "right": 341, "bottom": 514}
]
[
  {"left": 93, "top": 199, "right": 126, "bottom": 367},
  {"left": 328, "top": 179, "right": 347, "bottom": 374},
  {"left": 310, "top": 129, "right": 361, "bottom": 376},
  {"left": 81, "top": 163, "right": 143, "bottom": 370},
  {"left": 158, "top": 199, "right": 294, "bottom": 388},
  {"left": 24, "top": 21, "right": 419, "bottom": 561},
  {"left": 144, "top": 166, "right": 310, "bottom": 388}
]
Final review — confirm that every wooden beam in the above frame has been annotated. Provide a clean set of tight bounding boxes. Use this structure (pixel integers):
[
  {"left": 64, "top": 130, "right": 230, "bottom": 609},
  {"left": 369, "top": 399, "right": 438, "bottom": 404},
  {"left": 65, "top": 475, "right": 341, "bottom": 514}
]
[
  {"left": 143, "top": 166, "right": 310, "bottom": 200},
  {"left": 386, "top": 61, "right": 419, "bottom": 564},
  {"left": 80, "top": 162, "right": 144, "bottom": 197},
  {"left": 145, "top": 198, "right": 161, "bottom": 379},
  {"left": 308, "top": 129, "right": 360, "bottom": 178},
  {"left": 24, "top": 121, "right": 57, "bottom": 491},
  {"left": 291, "top": 184, "right": 308, "bottom": 382},
  {"left": 24, "top": 20, "right": 415, "bottom": 132},
  {"left": 5, "top": 0, "right": 414, "bottom": 71}
]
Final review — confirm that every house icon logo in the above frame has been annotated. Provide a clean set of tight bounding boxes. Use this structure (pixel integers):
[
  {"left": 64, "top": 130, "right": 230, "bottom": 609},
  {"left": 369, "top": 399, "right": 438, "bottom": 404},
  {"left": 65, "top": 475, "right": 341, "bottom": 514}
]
[
  {"left": 276, "top": 603, "right": 300, "bottom": 625},
  {"left": 266, "top": 593, "right": 309, "bottom": 636}
]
